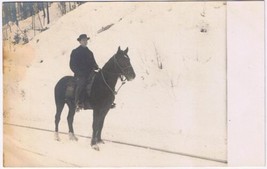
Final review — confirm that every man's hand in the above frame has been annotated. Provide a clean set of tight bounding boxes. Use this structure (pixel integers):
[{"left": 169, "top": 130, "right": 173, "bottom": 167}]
[{"left": 94, "top": 68, "right": 101, "bottom": 72}]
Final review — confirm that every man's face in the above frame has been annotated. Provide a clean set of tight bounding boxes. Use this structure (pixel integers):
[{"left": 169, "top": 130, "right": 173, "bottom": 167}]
[{"left": 79, "top": 38, "right": 88, "bottom": 47}]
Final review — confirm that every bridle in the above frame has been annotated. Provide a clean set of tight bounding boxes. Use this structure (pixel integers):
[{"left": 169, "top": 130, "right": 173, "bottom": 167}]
[
  {"left": 100, "top": 53, "right": 133, "bottom": 95},
  {"left": 113, "top": 53, "right": 133, "bottom": 78}
]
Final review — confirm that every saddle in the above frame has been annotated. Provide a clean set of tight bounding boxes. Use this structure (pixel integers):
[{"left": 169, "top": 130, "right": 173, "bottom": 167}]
[{"left": 65, "top": 72, "right": 96, "bottom": 110}]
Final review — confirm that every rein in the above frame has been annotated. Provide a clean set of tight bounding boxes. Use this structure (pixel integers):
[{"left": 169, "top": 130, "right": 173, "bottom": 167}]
[{"left": 100, "top": 70, "right": 126, "bottom": 95}]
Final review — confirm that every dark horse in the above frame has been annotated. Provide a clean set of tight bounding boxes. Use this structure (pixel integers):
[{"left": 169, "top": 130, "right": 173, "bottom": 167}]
[{"left": 54, "top": 47, "right": 135, "bottom": 151}]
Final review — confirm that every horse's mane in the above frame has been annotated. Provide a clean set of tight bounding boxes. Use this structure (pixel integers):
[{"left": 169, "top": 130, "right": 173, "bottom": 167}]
[{"left": 102, "top": 55, "right": 115, "bottom": 71}]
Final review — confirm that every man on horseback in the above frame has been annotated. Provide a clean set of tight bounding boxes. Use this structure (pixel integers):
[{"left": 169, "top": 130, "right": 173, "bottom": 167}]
[{"left": 70, "top": 34, "right": 99, "bottom": 111}]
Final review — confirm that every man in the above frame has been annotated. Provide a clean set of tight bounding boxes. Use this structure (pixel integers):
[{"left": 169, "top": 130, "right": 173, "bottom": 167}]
[{"left": 70, "top": 34, "right": 99, "bottom": 111}]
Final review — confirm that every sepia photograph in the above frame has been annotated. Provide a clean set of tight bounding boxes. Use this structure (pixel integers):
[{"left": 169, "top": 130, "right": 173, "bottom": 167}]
[{"left": 2, "top": 0, "right": 265, "bottom": 167}]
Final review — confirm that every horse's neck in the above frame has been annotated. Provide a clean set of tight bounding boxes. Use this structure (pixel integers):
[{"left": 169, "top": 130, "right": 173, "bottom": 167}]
[
  {"left": 102, "top": 71, "right": 119, "bottom": 90},
  {"left": 101, "top": 61, "right": 119, "bottom": 90}
]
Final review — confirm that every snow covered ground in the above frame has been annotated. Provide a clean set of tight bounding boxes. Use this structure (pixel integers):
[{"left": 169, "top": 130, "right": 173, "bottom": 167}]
[
  {"left": 3, "top": 1, "right": 227, "bottom": 167},
  {"left": 3, "top": 124, "right": 225, "bottom": 167}
]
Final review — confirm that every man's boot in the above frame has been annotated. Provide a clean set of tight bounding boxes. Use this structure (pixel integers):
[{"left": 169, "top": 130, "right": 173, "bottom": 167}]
[
  {"left": 86, "top": 71, "right": 96, "bottom": 97},
  {"left": 74, "top": 86, "right": 83, "bottom": 112},
  {"left": 84, "top": 74, "right": 95, "bottom": 109},
  {"left": 74, "top": 77, "right": 86, "bottom": 112}
]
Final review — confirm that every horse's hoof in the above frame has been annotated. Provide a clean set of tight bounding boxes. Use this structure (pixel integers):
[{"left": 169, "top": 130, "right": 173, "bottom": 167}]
[
  {"left": 92, "top": 145, "right": 100, "bottom": 151},
  {"left": 97, "top": 140, "right": 105, "bottom": 144},
  {"left": 54, "top": 132, "right": 61, "bottom": 141},
  {"left": 69, "top": 132, "right": 78, "bottom": 141}
]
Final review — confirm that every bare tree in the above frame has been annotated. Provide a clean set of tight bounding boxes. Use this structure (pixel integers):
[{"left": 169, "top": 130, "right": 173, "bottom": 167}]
[
  {"left": 69, "top": 2, "right": 71, "bottom": 12},
  {"left": 8, "top": 3, "right": 19, "bottom": 25},
  {"left": 46, "top": 2, "right": 50, "bottom": 24},
  {"left": 15, "top": 2, "right": 22, "bottom": 23},
  {"left": 59, "top": 2, "right": 66, "bottom": 15},
  {"left": 22, "top": 2, "right": 34, "bottom": 19},
  {"left": 41, "top": 2, "right": 46, "bottom": 26}
]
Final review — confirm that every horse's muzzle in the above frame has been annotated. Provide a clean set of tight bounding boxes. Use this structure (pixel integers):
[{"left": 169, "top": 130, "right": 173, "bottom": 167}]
[{"left": 127, "top": 72, "right": 136, "bottom": 81}]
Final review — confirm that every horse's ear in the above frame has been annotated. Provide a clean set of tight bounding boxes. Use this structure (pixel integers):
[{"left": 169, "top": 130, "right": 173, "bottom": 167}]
[
  {"left": 124, "top": 47, "right": 129, "bottom": 54},
  {"left": 117, "top": 46, "right": 121, "bottom": 53}
]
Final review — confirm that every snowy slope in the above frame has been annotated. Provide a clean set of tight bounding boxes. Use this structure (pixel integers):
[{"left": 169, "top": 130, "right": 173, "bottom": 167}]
[{"left": 4, "top": 2, "right": 227, "bottom": 166}]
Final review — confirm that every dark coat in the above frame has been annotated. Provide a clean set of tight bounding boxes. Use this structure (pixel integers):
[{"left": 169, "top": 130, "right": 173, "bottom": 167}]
[{"left": 70, "top": 46, "right": 98, "bottom": 77}]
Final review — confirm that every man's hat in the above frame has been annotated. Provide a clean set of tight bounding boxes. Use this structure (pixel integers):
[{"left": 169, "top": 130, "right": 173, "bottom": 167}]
[{"left": 77, "top": 34, "right": 90, "bottom": 41}]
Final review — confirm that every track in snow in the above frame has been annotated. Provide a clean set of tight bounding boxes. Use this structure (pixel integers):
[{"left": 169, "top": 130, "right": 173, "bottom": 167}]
[{"left": 4, "top": 123, "right": 227, "bottom": 164}]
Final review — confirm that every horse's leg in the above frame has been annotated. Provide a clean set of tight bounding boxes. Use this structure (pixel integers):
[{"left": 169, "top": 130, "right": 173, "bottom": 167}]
[
  {"left": 67, "top": 101, "right": 78, "bottom": 141},
  {"left": 54, "top": 100, "right": 65, "bottom": 141},
  {"left": 91, "top": 108, "right": 109, "bottom": 150},
  {"left": 91, "top": 109, "right": 101, "bottom": 150},
  {"left": 96, "top": 109, "right": 109, "bottom": 144}
]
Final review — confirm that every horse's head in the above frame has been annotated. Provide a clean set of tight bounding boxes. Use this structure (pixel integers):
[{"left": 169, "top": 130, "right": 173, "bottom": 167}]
[{"left": 113, "top": 46, "right": 136, "bottom": 81}]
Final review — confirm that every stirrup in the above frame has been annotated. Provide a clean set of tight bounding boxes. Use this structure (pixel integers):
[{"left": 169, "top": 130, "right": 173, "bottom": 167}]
[{"left": 110, "top": 103, "right": 116, "bottom": 109}]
